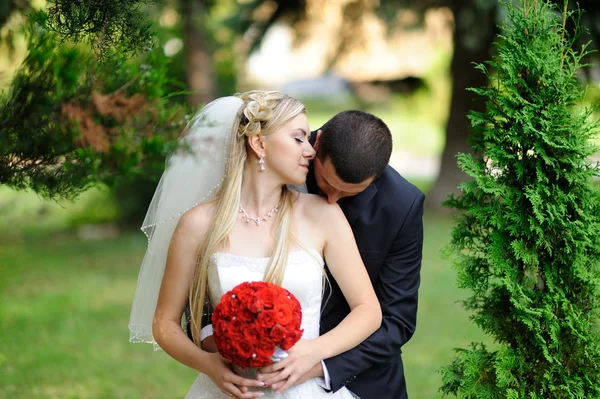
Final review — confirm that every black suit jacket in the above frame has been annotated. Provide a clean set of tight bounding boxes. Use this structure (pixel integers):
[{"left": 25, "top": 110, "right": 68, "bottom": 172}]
[{"left": 307, "top": 143, "right": 424, "bottom": 398}]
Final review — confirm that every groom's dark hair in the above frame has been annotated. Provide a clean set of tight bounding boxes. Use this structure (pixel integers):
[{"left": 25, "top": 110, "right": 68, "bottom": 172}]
[{"left": 317, "top": 110, "right": 392, "bottom": 184}]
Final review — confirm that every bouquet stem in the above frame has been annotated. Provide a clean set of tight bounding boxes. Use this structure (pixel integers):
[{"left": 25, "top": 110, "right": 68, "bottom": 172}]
[{"left": 237, "top": 367, "right": 268, "bottom": 393}]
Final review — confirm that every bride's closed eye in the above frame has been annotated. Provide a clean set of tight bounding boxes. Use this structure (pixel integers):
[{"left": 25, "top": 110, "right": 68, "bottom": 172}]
[{"left": 295, "top": 138, "right": 304, "bottom": 143}]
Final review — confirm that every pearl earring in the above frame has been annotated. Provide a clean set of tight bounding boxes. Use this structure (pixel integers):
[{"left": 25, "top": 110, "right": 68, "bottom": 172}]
[{"left": 259, "top": 154, "right": 265, "bottom": 171}]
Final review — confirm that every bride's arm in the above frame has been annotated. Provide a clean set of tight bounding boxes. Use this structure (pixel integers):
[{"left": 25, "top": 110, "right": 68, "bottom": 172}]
[
  {"left": 152, "top": 208, "right": 265, "bottom": 398},
  {"left": 311, "top": 202, "right": 382, "bottom": 355},
  {"left": 261, "top": 199, "right": 382, "bottom": 392}
]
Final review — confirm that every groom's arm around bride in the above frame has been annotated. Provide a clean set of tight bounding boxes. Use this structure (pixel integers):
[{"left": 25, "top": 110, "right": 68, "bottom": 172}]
[
  {"left": 262, "top": 110, "right": 424, "bottom": 399},
  {"left": 319, "top": 174, "right": 423, "bottom": 399}
]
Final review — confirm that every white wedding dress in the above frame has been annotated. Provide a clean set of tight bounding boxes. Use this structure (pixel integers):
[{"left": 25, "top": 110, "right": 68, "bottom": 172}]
[{"left": 185, "top": 249, "right": 358, "bottom": 399}]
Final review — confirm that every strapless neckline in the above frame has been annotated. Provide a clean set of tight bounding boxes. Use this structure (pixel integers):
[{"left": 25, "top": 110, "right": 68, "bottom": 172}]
[{"left": 210, "top": 249, "right": 324, "bottom": 263}]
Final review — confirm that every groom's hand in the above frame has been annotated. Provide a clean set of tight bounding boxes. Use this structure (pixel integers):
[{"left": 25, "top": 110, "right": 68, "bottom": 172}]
[
  {"left": 292, "top": 362, "right": 324, "bottom": 386},
  {"left": 257, "top": 362, "right": 324, "bottom": 391},
  {"left": 201, "top": 335, "right": 218, "bottom": 353}
]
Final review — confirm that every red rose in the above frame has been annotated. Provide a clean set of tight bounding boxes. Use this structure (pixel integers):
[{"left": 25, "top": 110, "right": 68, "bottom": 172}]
[
  {"left": 248, "top": 354, "right": 271, "bottom": 368},
  {"left": 243, "top": 326, "right": 262, "bottom": 345},
  {"left": 219, "top": 295, "right": 240, "bottom": 317},
  {"left": 234, "top": 287, "right": 254, "bottom": 307},
  {"left": 250, "top": 281, "right": 269, "bottom": 290},
  {"left": 273, "top": 302, "right": 293, "bottom": 325},
  {"left": 280, "top": 330, "right": 303, "bottom": 350},
  {"left": 254, "top": 339, "right": 276, "bottom": 359},
  {"left": 255, "top": 287, "right": 277, "bottom": 309},
  {"left": 256, "top": 310, "right": 277, "bottom": 329},
  {"left": 269, "top": 323, "right": 286, "bottom": 342},
  {"left": 225, "top": 318, "right": 243, "bottom": 334},
  {"left": 290, "top": 309, "right": 302, "bottom": 328},
  {"left": 216, "top": 337, "right": 236, "bottom": 361},
  {"left": 211, "top": 309, "right": 221, "bottom": 325},
  {"left": 238, "top": 308, "right": 255, "bottom": 322},
  {"left": 276, "top": 289, "right": 293, "bottom": 303},
  {"left": 248, "top": 297, "right": 265, "bottom": 313},
  {"left": 213, "top": 318, "right": 228, "bottom": 334},
  {"left": 233, "top": 338, "right": 254, "bottom": 360}
]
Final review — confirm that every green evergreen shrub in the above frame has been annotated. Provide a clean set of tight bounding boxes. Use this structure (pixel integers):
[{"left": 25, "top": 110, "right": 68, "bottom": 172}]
[
  {"left": 440, "top": 1, "right": 600, "bottom": 398},
  {"left": 0, "top": 12, "right": 188, "bottom": 201}
]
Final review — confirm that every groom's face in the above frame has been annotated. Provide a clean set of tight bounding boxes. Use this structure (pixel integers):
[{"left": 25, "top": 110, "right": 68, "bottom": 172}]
[{"left": 313, "top": 156, "right": 374, "bottom": 204}]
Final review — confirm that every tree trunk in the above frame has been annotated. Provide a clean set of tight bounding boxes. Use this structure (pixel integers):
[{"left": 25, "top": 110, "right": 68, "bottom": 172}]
[
  {"left": 425, "top": 4, "right": 497, "bottom": 212},
  {"left": 181, "top": 0, "right": 215, "bottom": 109}
]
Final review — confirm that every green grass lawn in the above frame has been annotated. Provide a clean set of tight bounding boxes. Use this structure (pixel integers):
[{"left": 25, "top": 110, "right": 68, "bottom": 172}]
[
  {"left": 0, "top": 185, "right": 118, "bottom": 243},
  {"left": 0, "top": 213, "right": 492, "bottom": 399}
]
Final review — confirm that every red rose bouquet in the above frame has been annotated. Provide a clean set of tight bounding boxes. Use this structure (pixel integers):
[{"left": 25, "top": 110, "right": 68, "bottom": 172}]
[{"left": 212, "top": 281, "right": 303, "bottom": 368}]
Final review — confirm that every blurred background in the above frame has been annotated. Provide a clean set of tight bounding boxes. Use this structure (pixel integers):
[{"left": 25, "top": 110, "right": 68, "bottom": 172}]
[{"left": 1, "top": 0, "right": 599, "bottom": 398}]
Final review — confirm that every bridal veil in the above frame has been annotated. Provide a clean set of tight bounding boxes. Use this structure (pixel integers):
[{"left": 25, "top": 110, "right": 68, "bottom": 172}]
[{"left": 128, "top": 96, "right": 244, "bottom": 347}]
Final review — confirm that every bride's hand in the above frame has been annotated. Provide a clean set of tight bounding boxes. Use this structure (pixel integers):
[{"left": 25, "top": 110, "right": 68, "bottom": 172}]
[
  {"left": 204, "top": 352, "right": 266, "bottom": 399},
  {"left": 257, "top": 340, "right": 322, "bottom": 393}
]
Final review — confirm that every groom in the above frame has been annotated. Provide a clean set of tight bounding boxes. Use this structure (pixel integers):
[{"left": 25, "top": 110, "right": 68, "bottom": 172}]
[
  {"left": 261, "top": 110, "right": 425, "bottom": 399},
  {"left": 200, "top": 110, "right": 424, "bottom": 398}
]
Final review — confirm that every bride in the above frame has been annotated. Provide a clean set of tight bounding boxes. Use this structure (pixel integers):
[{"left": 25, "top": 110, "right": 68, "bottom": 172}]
[{"left": 129, "top": 90, "right": 381, "bottom": 398}]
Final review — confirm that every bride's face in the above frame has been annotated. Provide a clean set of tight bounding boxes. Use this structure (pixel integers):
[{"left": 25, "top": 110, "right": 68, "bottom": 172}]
[{"left": 263, "top": 113, "right": 315, "bottom": 185}]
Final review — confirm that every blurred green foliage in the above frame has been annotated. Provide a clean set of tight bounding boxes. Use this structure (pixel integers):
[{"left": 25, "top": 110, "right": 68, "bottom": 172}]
[
  {"left": 0, "top": 11, "right": 189, "bottom": 201},
  {"left": 0, "top": 185, "right": 118, "bottom": 243},
  {"left": 34, "top": 0, "right": 157, "bottom": 58}
]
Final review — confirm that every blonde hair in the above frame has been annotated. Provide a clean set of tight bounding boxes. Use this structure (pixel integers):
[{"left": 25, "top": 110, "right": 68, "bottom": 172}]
[{"left": 188, "top": 90, "right": 306, "bottom": 344}]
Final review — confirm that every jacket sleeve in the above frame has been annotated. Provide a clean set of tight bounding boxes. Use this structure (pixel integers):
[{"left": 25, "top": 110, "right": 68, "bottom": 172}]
[
  {"left": 324, "top": 192, "right": 424, "bottom": 392},
  {"left": 184, "top": 300, "right": 213, "bottom": 343}
]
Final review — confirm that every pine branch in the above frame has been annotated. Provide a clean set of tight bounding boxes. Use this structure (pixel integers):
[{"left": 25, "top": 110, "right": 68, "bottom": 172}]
[{"left": 559, "top": 0, "right": 569, "bottom": 72}]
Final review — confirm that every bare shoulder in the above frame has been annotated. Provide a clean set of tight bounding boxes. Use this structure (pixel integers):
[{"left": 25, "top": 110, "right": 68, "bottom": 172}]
[
  {"left": 176, "top": 200, "right": 217, "bottom": 242},
  {"left": 295, "top": 192, "right": 345, "bottom": 225}
]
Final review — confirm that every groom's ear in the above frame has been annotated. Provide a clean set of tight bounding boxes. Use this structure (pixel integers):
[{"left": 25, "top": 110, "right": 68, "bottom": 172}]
[
  {"left": 247, "top": 135, "right": 266, "bottom": 157},
  {"left": 313, "top": 130, "right": 323, "bottom": 152}
]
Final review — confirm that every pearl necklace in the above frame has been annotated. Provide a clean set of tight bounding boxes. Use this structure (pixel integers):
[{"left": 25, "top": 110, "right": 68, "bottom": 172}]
[{"left": 239, "top": 202, "right": 280, "bottom": 226}]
